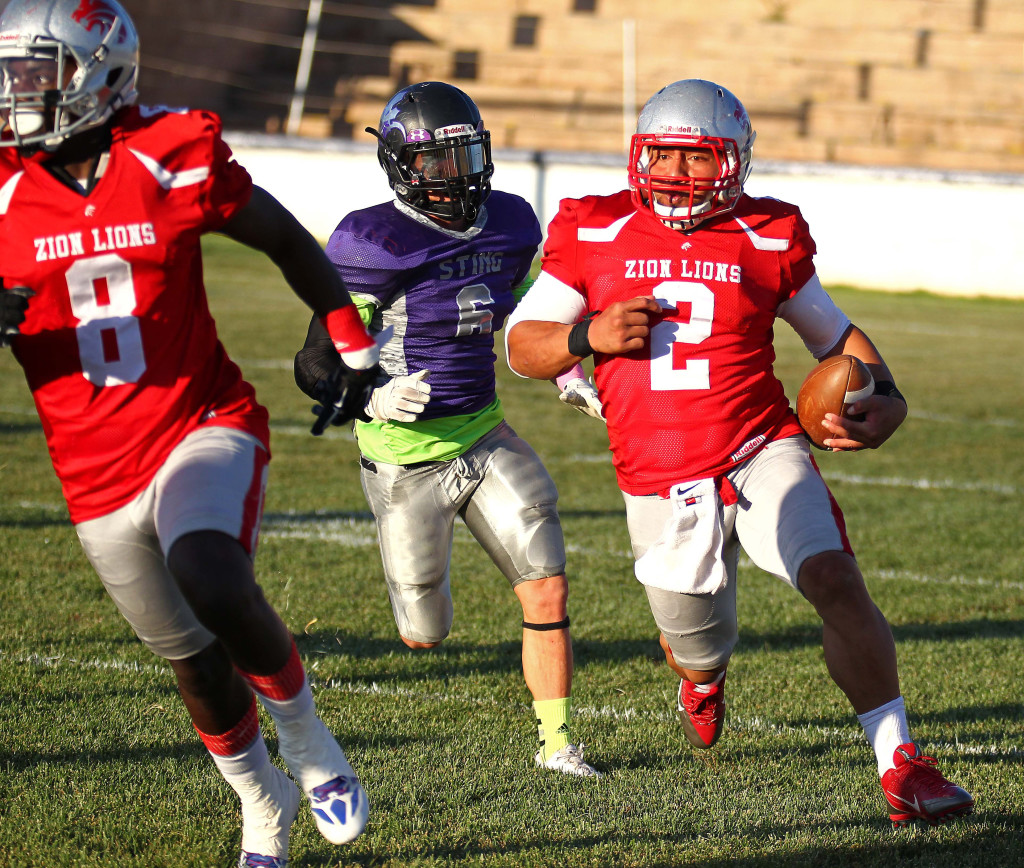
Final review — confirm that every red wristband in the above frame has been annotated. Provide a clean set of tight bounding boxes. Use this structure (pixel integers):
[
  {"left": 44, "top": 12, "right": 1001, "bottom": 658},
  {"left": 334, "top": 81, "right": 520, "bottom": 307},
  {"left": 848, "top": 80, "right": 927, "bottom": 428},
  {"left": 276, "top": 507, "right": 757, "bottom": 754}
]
[{"left": 321, "top": 305, "right": 373, "bottom": 354}]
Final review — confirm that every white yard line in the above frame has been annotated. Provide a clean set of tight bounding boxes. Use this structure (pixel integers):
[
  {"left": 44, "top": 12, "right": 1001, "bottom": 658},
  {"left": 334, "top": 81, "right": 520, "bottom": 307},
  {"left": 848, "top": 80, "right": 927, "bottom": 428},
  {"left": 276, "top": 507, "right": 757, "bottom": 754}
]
[
  {"left": 822, "top": 472, "right": 1017, "bottom": 495},
  {"left": 910, "top": 410, "right": 1017, "bottom": 428}
]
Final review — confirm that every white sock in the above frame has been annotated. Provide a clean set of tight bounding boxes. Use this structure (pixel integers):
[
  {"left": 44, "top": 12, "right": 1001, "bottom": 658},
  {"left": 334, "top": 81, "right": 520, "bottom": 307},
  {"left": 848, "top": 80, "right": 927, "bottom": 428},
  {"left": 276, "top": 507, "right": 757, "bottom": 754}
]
[
  {"left": 209, "top": 734, "right": 295, "bottom": 857},
  {"left": 258, "top": 679, "right": 316, "bottom": 737},
  {"left": 857, "top": 696, "right": 911, "bottom": 776},
  {"left": 256, "top": 683, "right": 352, "bottom": 791},
  {"left": 691, "top": 670, "right": 726, "bottom": 694}
]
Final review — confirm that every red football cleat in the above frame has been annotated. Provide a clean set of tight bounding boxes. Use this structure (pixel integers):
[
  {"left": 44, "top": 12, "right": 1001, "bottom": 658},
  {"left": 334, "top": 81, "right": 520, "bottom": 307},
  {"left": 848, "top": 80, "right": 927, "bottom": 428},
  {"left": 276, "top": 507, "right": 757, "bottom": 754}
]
[
  {"left": 880, "top": 742, "right": 974, "bottom": 827},
  {"left": 676, "top": 675, "right": 726, "bottom": 749}
]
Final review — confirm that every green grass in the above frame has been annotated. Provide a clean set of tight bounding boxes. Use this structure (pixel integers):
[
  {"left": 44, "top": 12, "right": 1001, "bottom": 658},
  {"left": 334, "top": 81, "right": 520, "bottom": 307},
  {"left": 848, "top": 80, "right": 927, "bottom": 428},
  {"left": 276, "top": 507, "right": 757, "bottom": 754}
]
[{"left": 1, "top": 235, "right": 1022, "bottom": 867}]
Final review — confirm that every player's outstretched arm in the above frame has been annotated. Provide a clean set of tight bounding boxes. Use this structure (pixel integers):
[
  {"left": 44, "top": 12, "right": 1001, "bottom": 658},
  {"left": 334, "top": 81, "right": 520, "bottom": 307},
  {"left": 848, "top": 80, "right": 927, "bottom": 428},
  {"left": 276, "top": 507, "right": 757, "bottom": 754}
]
[
  {"left": 220, "top": 185, "right": 353, "bottom": 318},
  {"left": 224, "top": 186, "right": 378, "bottom": 379},
  {"left": 507, "top": 320, "right": 577, "bottom": 380},
  {"left": 818, "top": 325, "right": 908, "bottom": 450},
  {"left": 507, "top": 296, "right": 669, "bottom": 380}
]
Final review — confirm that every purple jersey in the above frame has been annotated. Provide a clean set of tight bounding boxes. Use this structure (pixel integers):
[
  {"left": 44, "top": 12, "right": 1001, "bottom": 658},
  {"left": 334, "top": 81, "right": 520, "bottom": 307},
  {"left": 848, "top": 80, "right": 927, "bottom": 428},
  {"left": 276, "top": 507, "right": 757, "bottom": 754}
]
[{"left": 326, "top": 191, "right": 541, "bottom": 418}]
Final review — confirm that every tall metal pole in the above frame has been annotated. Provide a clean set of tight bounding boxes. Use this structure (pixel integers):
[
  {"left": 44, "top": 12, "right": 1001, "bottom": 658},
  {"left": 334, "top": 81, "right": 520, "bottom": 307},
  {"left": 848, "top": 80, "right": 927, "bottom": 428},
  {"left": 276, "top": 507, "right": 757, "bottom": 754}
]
[
  {"left": 287, "top": 0, "right": 324, "bottom": 136},
  {"left": 622, "top": 18, "right": 636, "bottom": 153}
]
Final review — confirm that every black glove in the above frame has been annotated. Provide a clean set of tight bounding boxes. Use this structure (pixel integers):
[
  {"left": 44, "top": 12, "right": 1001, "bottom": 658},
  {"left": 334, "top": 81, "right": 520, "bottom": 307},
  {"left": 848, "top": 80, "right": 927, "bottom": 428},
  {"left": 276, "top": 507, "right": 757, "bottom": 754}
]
[
  {"left": 0, "top": 286, "right": 34, "bottom": 348},
  {"left": 310, "top": 360, "right": 381, "bottom": 435}
]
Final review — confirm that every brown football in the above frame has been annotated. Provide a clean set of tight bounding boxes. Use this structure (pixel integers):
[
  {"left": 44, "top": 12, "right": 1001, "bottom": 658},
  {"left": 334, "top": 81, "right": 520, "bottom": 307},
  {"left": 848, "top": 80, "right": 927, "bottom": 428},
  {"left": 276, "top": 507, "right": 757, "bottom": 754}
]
[{"left": 796, "top": 355, "right": 874, "bottom": 449}]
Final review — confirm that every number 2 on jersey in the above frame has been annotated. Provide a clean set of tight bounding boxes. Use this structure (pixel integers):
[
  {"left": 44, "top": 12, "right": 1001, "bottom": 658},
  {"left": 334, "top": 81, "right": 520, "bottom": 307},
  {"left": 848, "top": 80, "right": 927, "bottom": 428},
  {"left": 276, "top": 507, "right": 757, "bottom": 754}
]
[
  {"left": 650, "top": 280, "right": 714, "bottom": 391},
  {"left": 66, "top": 253, "right": 146, "bottom": 386}
]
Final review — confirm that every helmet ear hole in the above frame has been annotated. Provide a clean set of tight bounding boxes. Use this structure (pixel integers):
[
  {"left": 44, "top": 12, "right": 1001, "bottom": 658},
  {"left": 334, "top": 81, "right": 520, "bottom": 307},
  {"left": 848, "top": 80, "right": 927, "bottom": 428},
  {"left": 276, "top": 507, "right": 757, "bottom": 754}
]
[{"left": 106, "top": 68, "right": 122, "bottom": 88}]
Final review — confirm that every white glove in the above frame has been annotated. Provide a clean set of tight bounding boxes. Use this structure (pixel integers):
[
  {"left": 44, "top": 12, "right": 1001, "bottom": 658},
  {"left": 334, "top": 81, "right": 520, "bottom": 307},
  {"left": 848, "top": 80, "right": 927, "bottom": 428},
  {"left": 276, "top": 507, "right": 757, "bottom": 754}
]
[
  {"left": 365, "top": 369, "right": 431, "bottom": 422},
  {"left": 558, "top": 377, "right": 605, "bottom": 421}
]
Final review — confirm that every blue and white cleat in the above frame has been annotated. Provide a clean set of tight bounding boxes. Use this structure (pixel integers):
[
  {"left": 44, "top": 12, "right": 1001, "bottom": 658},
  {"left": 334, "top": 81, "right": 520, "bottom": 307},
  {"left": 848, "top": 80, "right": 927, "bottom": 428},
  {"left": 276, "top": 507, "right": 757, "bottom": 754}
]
[
  {"left": 307, "top": 774, "right": 369, "bottom": 844},
  {"left": 238, "top": 852, "right": 289, "bottom": 868},
  {"left": 237, "top": 765, "right": 300, "bottom": 868},
  {"left": 276, "top": 716, "right": 369, "bottom": 845}
]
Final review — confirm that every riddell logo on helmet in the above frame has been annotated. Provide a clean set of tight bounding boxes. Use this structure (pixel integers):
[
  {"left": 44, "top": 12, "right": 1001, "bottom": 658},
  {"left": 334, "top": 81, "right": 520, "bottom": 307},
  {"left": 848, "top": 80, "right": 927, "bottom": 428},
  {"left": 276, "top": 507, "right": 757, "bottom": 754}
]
[
  {"left": 658, "top": 124, "right": 702, "bottom": 136},
  {"left": 436, "top": 123, "right": 475, "bottom": 138},
  {"left": 72, "top": 0, "right": 126, "bottom": 41}
]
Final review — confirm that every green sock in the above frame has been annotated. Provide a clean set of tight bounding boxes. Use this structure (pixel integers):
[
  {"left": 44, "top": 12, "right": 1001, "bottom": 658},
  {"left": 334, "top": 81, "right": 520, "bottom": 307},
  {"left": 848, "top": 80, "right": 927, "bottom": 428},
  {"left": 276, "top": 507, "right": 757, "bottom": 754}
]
[{"left": 534, "top": 697, "right": 571, "bottom": 760}]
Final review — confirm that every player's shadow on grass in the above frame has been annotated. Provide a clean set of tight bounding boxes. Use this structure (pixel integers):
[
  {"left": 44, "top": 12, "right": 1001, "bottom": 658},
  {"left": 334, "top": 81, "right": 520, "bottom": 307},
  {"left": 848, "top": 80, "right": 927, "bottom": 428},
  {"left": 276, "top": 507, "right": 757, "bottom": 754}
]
[
  {"left": 314, "top": 617, "right": 1024, "bottom": 670},
  {"left": 0, "top": 725, "right": 401, "bottom": 773},
  {"left": 771, "top": 704, "right": 1024, "bottom": 745},
  {"left": 0, "top": 421, "right": 42, "bottom": 434},
  {"left": 300, "top": 630, "right": 662, "bottom": 680},
  {"left": 296, "top": 814, "right": 1024, "bottom": 868},
  {"left": 730, "top": 616, "right": 1024, "bottom": 652},
  {"left": 0, "top": 514, "right": 71, "bottom": 528}
]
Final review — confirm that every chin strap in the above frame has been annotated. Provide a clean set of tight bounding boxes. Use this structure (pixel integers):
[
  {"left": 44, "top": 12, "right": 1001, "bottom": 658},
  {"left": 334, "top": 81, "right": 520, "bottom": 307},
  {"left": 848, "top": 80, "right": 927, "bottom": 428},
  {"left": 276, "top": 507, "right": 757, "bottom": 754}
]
[{"left": 522, "top": 616, "right": 570, "bottom": 632}]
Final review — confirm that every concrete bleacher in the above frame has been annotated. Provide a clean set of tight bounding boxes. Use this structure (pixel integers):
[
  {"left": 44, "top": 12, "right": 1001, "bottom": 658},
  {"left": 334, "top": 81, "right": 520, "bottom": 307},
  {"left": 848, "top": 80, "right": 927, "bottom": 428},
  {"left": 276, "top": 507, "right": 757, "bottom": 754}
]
[{"left": 315, "top": 0, "right": 1024, "bottom": 175}]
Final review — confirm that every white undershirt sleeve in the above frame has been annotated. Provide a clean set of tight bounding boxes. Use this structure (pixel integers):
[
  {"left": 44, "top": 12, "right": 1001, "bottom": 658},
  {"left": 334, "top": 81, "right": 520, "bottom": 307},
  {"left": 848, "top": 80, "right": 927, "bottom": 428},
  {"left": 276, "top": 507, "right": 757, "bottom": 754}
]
[
  {"left": 777, "top": 273, "right": 852, "bottom": 360},
  {"left": 504, "top": 270, "right": 588, "bottom": 377}
]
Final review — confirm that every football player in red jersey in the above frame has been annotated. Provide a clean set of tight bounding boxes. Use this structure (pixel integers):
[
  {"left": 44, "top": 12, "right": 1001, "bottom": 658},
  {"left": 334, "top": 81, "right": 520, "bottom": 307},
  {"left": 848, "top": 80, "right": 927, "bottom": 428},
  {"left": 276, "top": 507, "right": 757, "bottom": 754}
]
[
  {"left": 0, "top": 0, "right": 375, "bottom": 863},
  {"left": 506, "top": 79, "right": 974, "bottom": 827}
]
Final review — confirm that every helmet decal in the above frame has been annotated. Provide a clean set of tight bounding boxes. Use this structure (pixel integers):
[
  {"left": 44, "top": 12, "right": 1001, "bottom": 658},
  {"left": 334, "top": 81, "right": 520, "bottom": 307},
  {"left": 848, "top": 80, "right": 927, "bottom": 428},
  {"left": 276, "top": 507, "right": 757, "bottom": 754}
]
[{"left": 71, "top": 0, "right": 125, "bottom": 40}]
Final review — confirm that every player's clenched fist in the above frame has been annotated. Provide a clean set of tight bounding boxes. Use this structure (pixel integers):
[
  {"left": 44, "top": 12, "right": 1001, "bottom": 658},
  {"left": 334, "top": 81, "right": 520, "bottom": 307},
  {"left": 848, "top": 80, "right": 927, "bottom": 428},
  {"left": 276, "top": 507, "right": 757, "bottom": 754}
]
[
  {"left": 0, "top": 286, "right": 33, "bottom": 348},
  {"left": 588, "top": 296, "right": 673, "bottom": 355}
]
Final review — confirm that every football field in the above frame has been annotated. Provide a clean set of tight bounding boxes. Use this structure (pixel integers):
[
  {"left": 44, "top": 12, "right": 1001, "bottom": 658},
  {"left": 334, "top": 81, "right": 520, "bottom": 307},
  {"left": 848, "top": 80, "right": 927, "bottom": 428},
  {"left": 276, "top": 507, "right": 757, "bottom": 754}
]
[{"left": 1, "top": 235, "right": 1022, "bottom": 867}]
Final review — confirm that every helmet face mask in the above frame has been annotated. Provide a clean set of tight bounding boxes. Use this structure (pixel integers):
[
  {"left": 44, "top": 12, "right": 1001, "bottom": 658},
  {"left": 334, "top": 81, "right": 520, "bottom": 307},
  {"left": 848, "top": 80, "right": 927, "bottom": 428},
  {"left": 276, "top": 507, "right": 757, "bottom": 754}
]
[
  {"left": 628, "top": 80, "right": 756, "bottom": 229},
  {"left": 0, "top": 0, "right": 139, "bottom": 151},
  {"left": 369, "top": 81, "right": 493, "bottom": 224}
]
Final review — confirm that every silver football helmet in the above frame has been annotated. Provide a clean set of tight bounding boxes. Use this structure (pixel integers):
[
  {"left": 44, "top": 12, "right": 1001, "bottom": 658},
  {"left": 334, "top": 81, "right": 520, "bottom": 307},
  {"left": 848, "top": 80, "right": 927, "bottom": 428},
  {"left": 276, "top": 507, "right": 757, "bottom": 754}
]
[
  {"left": 628, "top": 79, "right": 756, "bottom": 229},
  {"left": 0, "top": 0, "right": 139, "bottom": 150}
]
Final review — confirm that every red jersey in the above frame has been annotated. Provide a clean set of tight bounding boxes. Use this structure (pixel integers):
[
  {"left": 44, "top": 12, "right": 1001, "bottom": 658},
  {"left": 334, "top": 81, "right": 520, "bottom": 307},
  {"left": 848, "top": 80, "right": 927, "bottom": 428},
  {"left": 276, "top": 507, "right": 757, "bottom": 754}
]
[
  {"left": 541, "top": 190, "right": 813, "bottom": 495},
  {"left": 0, "top": 106, "right": 269, "bottom": 523}
]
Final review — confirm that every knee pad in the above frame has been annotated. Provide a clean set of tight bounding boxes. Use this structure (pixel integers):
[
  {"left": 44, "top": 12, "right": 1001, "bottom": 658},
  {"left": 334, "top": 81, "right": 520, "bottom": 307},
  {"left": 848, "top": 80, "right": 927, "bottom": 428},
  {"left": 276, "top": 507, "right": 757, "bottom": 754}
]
[
  {"left": 662, "top": 626, "right": 736, "bottom": 671},
  {"left": 647, "top": 585, "right": 737, "bottom": 670},
  {"left": 389, "top": 581, "right": 454, "bottom": 645},
  {"left": 522, "top": 616, "right": 570, "bottom": 631}
]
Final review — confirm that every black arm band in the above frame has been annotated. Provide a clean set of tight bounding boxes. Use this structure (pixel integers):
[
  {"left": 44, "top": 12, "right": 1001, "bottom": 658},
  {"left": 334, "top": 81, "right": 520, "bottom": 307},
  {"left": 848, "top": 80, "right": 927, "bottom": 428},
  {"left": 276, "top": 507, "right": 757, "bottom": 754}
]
[
  {"left": 873, "top": 380, "right": 906, "bottom": 404},
  {"left": 566, "top": 311, "right": 600, "bottom": 359},
  {"left": 522, "top": 616, "right": 570, "bottom": 632}
]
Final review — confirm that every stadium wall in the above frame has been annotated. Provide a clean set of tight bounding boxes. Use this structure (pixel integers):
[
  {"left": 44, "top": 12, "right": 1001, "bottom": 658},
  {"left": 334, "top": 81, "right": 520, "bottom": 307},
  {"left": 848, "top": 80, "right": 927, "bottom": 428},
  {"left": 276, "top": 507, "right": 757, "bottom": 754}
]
[{"left": 226, "top": 133, "right": 1024, "bottom": 300}]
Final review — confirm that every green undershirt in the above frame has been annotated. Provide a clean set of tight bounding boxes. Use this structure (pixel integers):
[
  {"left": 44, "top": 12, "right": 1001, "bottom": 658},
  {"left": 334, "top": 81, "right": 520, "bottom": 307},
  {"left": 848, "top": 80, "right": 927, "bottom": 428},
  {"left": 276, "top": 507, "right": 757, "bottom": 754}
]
[{"left": 351, "top": 297, "right": 505, "bottom": 466}]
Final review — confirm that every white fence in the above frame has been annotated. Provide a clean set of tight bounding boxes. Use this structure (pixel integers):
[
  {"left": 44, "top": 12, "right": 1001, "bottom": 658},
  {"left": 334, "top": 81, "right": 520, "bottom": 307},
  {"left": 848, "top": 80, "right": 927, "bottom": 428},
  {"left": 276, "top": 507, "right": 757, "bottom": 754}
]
[{"left": 226, "top": 133, "right": 1024, "bottom": 300}]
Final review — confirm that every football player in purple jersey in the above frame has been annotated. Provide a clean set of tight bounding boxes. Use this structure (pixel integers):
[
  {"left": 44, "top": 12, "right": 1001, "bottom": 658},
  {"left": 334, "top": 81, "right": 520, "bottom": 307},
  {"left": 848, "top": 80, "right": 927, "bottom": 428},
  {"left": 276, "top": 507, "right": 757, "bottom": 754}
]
[{"left": 295, "top": 81, "right": 600, "bottom": 777}]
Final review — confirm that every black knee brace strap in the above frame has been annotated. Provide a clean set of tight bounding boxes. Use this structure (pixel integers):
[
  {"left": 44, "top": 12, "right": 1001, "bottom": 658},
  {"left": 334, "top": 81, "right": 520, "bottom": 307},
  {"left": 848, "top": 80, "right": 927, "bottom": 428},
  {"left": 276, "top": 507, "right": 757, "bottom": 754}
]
[{"left": 522, "top": 616, "right": 570, "bottom": 631}]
